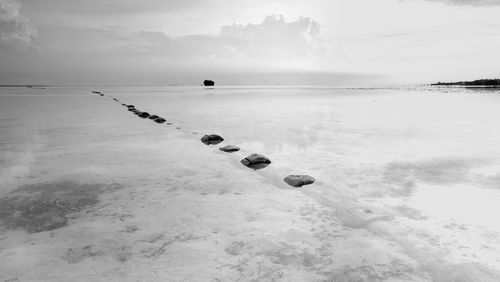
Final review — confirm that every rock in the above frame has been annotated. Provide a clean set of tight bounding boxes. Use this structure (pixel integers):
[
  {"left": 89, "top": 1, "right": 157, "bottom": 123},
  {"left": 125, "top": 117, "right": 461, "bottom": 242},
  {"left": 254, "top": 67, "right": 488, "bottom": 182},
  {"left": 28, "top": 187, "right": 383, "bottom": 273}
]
[
  {"left": 126, "top": 105, "right": 135, "bottom": 108},
  {"left": 241, "top": 154, "right": 271, "bottom": 170},
  {"left": 283, "top": 175, "right": 315, "bottom": 187},
  {"left": 129, "top": 108, "right": 138, "bottom": 112},
  {"left": 148, "top": 115, "right": 159, "bottom": 120},
  {"left": 219, "top": 145, "right": 240, "bottom": 153},
  {"left": 166, "top": 122, "right": 173, "bottom": 125},
  {"left": 203, "top": 80, "right": 215, "bottom": 86},
  {"left": 92, "top": 91, "right": 101, "bottom": 94},
  {"left": 154, "top": 118, "right": 166, "bottom": 124},
  {"left": 138, "top": 112, "right": 150, "bottom": 118},
  {"left": 201, "top": 134, "right": 224, "bottom": 145}
]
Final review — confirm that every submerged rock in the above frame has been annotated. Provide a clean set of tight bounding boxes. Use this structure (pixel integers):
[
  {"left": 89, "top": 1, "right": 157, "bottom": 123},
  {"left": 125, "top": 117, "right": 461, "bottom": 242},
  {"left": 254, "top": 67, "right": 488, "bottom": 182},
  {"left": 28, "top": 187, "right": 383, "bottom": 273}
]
[
  {"left": 128, "top": 108, "right": 137, "bottom": 112},
  {"left": 219, "top": 145, "right": 240, "bottom": 153},
  {"left": 201, "top": 134, "right": 224, "bottom": 145},
  {"left": 204, "top": 80, "right": 215, "bottom": 86},
  {"left": 138, "top": 112, "right": 150, "bottom": 118},
  {"left": 154, "top": 118, "right": 166, "bottom": 124},
  {"left": 148, "top": 115, "right": 159, "bottom": 120},
  {"left": 241, "top": 154, "right": 271, "bottom": 170},
  {"left": 283, "top": 175, "right": 315, "bottom": 187}
]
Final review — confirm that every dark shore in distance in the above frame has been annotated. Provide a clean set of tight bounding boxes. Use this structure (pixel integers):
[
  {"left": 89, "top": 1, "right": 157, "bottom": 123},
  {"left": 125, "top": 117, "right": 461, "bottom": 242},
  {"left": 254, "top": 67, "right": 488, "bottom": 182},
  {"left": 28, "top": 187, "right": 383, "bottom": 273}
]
[{"left": 431, "top": 78, "right": 500, "bottom": 86}]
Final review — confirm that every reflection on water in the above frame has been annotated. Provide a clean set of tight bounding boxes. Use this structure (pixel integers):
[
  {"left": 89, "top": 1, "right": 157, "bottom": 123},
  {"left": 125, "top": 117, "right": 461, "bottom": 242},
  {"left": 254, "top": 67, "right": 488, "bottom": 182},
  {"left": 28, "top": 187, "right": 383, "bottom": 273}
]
[{"left": 1, "top": 86, "right": 500, "bottom": 281}]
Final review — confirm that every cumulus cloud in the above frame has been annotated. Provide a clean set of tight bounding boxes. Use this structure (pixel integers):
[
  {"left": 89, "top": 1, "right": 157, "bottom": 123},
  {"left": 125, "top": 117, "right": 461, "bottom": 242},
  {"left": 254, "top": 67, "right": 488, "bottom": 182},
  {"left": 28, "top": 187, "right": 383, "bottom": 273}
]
[
  {"left": 127, "top": 15, "right": 322, "bottom": 60},
  {"left": 423, "top": 0, "right": 500, "bottom": 5},
  {"left": 0, "top": 0, "right": 37, "bottom": 52},
  {"left": 220, "top": 15, "right": 322, "bottom": 59}
]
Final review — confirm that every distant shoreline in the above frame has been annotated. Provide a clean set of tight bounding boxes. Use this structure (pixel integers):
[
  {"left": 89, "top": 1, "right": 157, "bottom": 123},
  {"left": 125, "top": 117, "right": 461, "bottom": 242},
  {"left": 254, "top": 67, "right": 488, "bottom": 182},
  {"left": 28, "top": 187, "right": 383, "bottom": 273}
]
[{"left": 431, "top": 79, "right": 500, "bottom": 86}]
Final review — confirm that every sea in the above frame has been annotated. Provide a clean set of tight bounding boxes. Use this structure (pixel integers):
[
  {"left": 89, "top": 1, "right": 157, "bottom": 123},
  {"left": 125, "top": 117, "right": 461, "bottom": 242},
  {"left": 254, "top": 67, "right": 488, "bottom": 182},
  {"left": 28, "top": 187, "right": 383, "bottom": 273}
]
[{"left": 1, "top": 85, "right": 500, "bottom": 281}]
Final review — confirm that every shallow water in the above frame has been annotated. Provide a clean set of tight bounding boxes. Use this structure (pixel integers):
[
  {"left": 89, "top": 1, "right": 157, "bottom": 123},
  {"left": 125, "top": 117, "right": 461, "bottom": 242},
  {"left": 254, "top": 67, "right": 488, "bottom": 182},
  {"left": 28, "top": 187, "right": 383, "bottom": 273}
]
[{"left": 1, "top": 85, "right": 500, "bottom": 281}]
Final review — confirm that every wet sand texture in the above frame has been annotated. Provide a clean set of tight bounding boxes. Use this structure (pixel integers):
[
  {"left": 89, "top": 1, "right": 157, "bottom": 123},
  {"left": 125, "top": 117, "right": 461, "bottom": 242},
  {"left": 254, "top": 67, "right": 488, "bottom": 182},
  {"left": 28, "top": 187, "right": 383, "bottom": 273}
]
[{"left": 0, "top": 181, "right": 120, "bottom": 233}]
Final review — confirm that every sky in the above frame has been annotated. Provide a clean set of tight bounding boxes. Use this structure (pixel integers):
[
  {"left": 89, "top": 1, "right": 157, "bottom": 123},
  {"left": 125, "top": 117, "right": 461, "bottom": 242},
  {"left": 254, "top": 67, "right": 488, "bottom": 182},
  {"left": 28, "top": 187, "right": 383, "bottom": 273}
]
[{"left": 0, "top": 0, "right": 499, "bottom": 85}]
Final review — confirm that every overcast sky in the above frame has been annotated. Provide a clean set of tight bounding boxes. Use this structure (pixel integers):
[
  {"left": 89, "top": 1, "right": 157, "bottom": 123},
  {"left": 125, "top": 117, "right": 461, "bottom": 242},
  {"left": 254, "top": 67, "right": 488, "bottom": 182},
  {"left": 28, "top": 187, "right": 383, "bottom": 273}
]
[{"left": 1, "top": 0, "right": 499, "bottom": 85}]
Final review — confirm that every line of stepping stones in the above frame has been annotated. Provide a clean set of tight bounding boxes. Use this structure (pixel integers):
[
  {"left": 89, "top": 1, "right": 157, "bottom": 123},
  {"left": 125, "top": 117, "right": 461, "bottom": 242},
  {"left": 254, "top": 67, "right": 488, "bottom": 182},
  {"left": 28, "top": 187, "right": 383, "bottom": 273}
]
[{"left": 91, "top": 90, "right": 315, "bottom": 188}]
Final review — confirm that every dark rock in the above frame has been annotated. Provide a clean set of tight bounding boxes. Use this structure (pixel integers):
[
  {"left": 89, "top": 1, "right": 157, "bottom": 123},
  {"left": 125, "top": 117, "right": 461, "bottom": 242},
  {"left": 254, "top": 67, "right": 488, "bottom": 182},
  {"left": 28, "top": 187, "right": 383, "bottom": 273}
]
[
  {"left": 128, "top": 108, "right": 137, "bottom": 112},
  {"left": 154, "top": 118, "right": 166, "bottom": 124},
  {"left": 283, "top": 175, "right": 315, "bottom": 187},
  {"left": 126, "top": 105, "right": 135, "bottom": 108},
  {"left": 203, "top": 80, "right": 215, "bottom": 86},
  {"left": 99, "top": 94, "right": 104, "bottom": 96},
  {"left": 92, "top": 91, "right": 101, "bottom": 94},
  {"left": 148, "top": 115, "right": 159, "bottom": 120},
  {"left": 138, "top": 112, "right": 150, "bottom": 118},
  {"left": 201, "top": 134, "right": 224, "bottom": 145},
  {"left": 219, "top": 145, "right": 240, "bottom": 153},
  {"left": 241, "top": 154, "right": 271, "bottom": 170}
]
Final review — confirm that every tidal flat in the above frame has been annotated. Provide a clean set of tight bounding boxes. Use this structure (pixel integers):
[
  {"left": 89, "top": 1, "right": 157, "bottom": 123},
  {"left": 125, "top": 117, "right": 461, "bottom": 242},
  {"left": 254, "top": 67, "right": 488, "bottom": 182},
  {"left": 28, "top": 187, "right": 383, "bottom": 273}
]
[{"left": 1, "top": 86, "right": 500, "bottom": 281}]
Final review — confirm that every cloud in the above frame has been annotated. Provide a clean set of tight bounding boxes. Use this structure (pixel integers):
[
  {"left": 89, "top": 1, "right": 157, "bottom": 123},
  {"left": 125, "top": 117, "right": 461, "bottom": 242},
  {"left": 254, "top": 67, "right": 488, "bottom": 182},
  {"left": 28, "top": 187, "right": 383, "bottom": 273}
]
[
  {"left": 21, "top": 0, "right": 203, "bottom": 14},
  {"left": 125, "top": 15, "right": 322, "bottom": 60},
  {"left": 0, "top": 0, "right": 37, "bottom": 52},
  {"left": 422, "top": 0, "right": 500, "bottom": 6},
  {"left": 220, "top": 15, "right": 322, "bottom": 59},
  {"left": 0, "top": 13, "right": 329, "bottom": 85}
]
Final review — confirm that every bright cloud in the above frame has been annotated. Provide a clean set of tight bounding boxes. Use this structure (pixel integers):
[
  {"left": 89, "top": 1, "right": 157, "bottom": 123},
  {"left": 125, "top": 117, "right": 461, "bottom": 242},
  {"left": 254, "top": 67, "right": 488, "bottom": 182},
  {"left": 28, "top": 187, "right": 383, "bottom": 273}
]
[
  {"left": 426, "top": 0, "right": 500, "bottom": 5},
  {"left": 0, "top": 0, "right": 37, "bottom": 52},
  {"left": 127, "top": 15, "right": 322, "bottom": 60}
]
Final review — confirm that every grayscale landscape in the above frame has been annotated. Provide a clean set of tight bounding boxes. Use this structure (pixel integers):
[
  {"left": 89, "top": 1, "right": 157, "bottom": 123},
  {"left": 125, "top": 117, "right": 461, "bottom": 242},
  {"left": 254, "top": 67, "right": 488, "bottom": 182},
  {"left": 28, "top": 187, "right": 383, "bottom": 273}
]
[{"left": 1, "top": 1, "right": 500, "bottom": 281}]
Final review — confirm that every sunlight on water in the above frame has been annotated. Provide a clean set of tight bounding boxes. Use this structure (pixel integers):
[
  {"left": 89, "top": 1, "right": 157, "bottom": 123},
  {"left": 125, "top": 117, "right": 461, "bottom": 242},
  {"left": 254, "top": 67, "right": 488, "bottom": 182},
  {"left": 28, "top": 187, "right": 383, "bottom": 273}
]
[{"left": 1, "top": 86, "right": 500, "bottom": 281}]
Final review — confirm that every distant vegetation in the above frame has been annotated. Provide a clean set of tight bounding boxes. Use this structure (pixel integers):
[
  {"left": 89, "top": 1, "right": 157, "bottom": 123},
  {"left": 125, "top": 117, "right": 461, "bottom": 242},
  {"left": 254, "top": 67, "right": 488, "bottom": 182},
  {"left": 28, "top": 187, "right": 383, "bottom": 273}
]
[{"left": 432, "top": 79, "right": 500, "bottom": 86}]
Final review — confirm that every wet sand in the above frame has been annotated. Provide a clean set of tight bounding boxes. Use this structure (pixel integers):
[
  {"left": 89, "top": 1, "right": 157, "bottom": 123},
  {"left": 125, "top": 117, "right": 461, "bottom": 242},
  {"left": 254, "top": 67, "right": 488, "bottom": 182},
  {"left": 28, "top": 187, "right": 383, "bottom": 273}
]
[{"left": 1, "top": 86, "right": 500, "bottom": 281}]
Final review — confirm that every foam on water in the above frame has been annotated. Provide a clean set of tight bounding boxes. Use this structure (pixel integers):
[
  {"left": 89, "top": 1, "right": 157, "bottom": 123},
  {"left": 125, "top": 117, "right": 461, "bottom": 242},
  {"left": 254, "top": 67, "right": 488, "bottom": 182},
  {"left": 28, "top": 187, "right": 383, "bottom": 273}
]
[{"left": 1, "top": 86, "right": 500, "bottom": 281}]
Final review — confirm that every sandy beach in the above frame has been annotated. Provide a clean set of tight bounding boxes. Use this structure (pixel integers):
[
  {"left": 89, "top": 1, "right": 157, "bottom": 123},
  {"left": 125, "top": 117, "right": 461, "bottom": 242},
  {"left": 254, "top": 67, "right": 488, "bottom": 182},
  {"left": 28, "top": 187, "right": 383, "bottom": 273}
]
[{"left": 1, "top": 86, "right": 500, "bottom": 281}]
